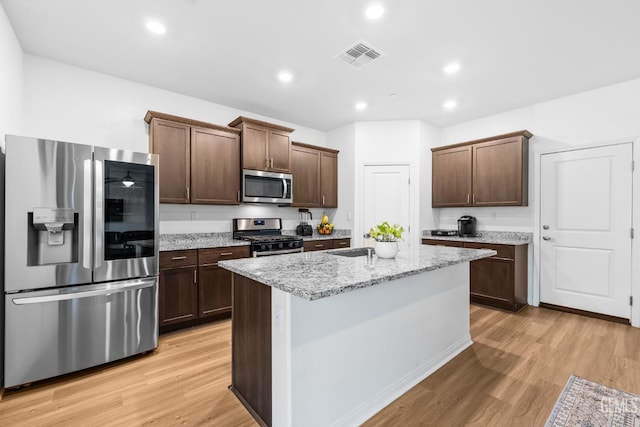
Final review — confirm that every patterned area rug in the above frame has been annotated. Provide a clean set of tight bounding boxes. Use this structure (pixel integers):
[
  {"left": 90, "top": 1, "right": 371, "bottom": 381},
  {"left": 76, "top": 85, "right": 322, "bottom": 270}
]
[{"left": 546, "top": 375, "right": 640, "bottom": 426}]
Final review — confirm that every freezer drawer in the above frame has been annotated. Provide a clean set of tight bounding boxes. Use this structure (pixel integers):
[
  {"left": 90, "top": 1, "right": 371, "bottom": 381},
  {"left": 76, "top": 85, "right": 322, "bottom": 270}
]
[{"left": 4, "top": 277, "right": 158, "bottom": 388}]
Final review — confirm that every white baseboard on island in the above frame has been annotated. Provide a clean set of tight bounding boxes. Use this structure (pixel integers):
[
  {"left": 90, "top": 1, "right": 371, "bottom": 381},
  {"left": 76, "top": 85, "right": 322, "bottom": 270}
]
[
  {"left": 334, "top": 335, "right": 473, "bottom": 427},
  {"left": 271, "top": 262, "right": 472, "bottom": 427}
]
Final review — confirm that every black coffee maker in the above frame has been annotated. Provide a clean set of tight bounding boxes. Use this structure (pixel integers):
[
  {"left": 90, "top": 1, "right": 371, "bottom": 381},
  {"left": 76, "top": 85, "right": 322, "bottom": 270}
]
[{"left": 457, "top": 215, "right": 477, "bottom": 237}]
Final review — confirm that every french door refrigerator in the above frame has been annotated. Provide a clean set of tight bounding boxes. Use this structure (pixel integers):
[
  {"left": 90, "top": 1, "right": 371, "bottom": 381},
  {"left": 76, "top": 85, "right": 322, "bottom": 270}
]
[{"left": 1, "top": 135, "right": 159, "bottom": 388}]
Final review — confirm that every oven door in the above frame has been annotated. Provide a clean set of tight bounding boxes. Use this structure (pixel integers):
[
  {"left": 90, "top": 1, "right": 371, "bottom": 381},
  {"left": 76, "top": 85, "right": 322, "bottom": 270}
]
[
  {"left": 242, "top": 169, "right": 292, "bottom": 204},
  {"left": 93, "top": 147, "right": 159, "bottom": 282}
]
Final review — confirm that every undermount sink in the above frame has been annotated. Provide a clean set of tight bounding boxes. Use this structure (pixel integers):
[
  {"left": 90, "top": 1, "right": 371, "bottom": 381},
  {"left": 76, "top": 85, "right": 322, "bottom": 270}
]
[{"left": 328, "top": 247, "right": 374, "bottom": 257}]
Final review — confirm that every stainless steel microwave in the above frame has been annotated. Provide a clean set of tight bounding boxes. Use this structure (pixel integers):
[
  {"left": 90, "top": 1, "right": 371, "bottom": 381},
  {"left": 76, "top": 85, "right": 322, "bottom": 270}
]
[{"left": 242, "top": 169, "right": 293, "bottom": 204}]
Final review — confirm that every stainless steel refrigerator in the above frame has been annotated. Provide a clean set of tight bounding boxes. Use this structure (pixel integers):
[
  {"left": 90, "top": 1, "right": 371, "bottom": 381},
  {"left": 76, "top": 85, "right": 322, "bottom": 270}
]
[{"left": 1, "top": 135, "right": 160, "bottom": 388}]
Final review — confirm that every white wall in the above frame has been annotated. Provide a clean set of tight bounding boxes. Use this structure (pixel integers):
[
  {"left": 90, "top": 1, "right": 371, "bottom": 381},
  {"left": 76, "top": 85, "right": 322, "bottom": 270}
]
[
  {"left": 0, "top": 3, "right": 23, "bottom": 144},
  {"left": 21, "top": 54, "right": 329, "bottom": 233},
  {"left": 419, "top": 121, "right": 440, "bottom": 232},
  {"left": 326, "top": 123, "right": 355, "bottom": 231}
]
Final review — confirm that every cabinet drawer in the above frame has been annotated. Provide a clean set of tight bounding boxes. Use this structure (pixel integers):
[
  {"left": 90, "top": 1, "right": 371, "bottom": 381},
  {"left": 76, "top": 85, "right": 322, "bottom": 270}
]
[
  {"left": 199, "top": 246, "right": 250, "bottom": 265},
  {"left": 332, "top": 238, "right": 351, "bottom": 249},
  {"left": 463, "top": 242, "right": 514, "bottom": 260},
  {"left": 422, "top": 239, "right": 464, "bottom": 248},
  {"left": 160, "top": 250, "right": 197, "bottom": 269},
  {"left": 304, "top": 240, "right": 332, "bottom": 252}
]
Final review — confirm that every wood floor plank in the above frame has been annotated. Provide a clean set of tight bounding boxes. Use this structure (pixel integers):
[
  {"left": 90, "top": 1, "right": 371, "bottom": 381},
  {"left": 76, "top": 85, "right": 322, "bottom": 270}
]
[{"left": 2, "top": 305, "right": 640, "bottom": 426}]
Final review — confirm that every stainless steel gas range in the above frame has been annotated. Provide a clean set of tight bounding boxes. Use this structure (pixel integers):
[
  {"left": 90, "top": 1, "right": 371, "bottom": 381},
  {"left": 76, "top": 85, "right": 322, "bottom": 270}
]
[{"left": 233, "top": 218, "right": 304, "bottom": 257}]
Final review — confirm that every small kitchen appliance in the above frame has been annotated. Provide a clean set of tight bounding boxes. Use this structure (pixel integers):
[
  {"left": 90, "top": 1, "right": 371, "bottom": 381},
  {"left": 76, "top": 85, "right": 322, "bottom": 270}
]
[
  {"left": 296, "top": 208, "right": 313, "bottom": 236},
  {"left": 430, "top": 230, "right": 458, "bottom": 237},
  {"left": 233, "top": 218, "right": 304, "bottom": 257},
  {"left": 457, "top": 215, "right": 478, "bottom": 237},
  {"left": 242, "top": 169, "right": 293, "bottom": 204}
]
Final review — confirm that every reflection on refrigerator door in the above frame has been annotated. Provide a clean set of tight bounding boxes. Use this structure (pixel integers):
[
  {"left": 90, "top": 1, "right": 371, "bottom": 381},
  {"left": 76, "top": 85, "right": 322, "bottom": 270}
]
[{"left": 4, "top": 278, "right": 158, "bottom": 388}]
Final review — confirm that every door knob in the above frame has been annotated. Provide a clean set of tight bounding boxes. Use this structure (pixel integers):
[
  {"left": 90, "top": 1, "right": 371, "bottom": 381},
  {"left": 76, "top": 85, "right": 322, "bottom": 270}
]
[
  {"left": 542, "top": 236, "right": 552, "bottom": 241},
  {"left": 542, "top": 225, "right": 549, "bottom": 230}
]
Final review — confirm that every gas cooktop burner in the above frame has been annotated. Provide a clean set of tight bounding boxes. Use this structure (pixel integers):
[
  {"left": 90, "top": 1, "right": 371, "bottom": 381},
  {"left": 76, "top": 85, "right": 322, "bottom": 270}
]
[{"left": 233, "top": 217, "right": 305, "bottom": 257}]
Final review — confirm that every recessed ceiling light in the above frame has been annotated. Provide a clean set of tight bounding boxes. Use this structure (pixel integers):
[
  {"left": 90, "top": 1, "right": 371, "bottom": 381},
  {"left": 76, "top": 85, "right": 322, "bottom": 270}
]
[
  {"left": 145, "top": 21, "right": 166, "bottom": 35},
  {"left": 443, "top": 62, "right": 461, "bottom": 75},
  {"left": 355, "top": 101, "right": 368, "bottom": 110},
  {"left": 443, "top": 99, "right": 457, "bottom": 110},
  {"left": 365, "top": 4, "right": 385, "bottom": 20},
  {"left": 277, "top": 70, "right": 293, "bottom": 83},
  {"left": 389, "top": 93, "right": 399, "bottom": 99}
]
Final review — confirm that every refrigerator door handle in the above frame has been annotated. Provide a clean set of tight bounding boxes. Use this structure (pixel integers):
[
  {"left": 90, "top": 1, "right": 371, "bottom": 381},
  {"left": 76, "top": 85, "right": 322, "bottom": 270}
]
[
  {"left": 82, "top": 158, "right": 93, "bottom": 269},
  {"left": 94, "top": 158, "right": 104, "bottom": 269},
  {"left": 10, "top": 278, "right": 157, "bottom": 305}
]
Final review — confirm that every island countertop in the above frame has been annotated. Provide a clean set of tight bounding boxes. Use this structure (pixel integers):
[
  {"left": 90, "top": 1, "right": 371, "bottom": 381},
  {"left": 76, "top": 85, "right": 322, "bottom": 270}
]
[{"left": 219, "top": 245, "right": 495, "bottom": 301}]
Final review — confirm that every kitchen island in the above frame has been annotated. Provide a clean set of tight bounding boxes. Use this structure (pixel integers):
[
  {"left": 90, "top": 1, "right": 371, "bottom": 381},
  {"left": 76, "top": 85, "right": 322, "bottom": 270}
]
[{"left": 219, "top": 245, "right": 495, "bottom": 427}]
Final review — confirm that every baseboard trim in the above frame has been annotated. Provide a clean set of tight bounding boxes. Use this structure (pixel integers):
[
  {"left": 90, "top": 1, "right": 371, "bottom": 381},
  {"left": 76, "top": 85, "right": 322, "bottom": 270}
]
[{"left": 539, "top": 302, "right": 629, "bottom": 324}]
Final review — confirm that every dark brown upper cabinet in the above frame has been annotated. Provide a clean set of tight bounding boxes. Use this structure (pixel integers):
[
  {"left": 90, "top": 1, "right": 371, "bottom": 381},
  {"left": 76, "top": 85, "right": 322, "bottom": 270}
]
[
  {"left": 431, "top": 130, "right": 532, "bottom": 208},
  {"left": 145, "top": 111, "right": 241, "bottom": 205},
  {"left": 229, "top": 116, "right": 294, "bottom": 173},
  {"left": 290, "top": 142, "right": 339, "bottom": 208}
]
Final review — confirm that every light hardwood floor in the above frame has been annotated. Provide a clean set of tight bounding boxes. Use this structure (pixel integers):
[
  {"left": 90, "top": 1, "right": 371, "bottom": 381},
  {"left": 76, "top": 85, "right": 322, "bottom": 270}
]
[{"left": 1, "top": 305, "right": 640, "bottom": 426}]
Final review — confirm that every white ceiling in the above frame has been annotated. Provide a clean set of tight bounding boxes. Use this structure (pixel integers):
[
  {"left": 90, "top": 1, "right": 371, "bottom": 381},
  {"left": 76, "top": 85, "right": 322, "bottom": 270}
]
[{"left": 3, "top": 0, "right": 640, "bottom": 131}]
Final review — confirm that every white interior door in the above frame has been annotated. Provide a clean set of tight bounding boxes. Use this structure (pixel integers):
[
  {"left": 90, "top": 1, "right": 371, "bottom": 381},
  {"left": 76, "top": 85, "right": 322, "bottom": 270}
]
[
  {"left": 540, "top": 143, "right": 633, "bottom": 318},
  {"left": 363, "top": 165, "right": 411, "bottom": 250}
]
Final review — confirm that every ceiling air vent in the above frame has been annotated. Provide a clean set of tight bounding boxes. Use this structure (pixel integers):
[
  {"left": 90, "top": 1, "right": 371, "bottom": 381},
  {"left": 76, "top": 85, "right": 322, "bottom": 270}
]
[{"left": 337, "top": 40, "right": 384, "bottom": 68}]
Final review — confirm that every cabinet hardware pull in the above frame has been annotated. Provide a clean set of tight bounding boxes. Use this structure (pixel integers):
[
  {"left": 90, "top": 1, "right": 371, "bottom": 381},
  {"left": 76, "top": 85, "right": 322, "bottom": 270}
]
[
  {"left": 467, "top": 194, "right": 470, "bottom": 204},
  {"left": 171, "top": 256, "right": 187, "bottom": 260},
  {"left": 186, "top": 187, "right": 190, "bottom": 200},
  {"left": 220, "top": 252, "right": 233, "bottom": 256},
  {"left": 314, "top": 244, "right": 324, "bottom": 248},
  {"left": 322, "top": 195, "right": 325, "bottom": 205},
  {"left": 339, "top": 242, "right": 347, "bottom": 246},
  {"left": 266, "top": 158, "right": 270, "bottom": 168},
  {"left": 270, "top": 158, "right": 274, "bottom": 168},
  {"left": 237, "top": 190, "right": 240, "bottom": 202},
  {"left": 193, "top": 269, "right": 197, "bottom": 283}
]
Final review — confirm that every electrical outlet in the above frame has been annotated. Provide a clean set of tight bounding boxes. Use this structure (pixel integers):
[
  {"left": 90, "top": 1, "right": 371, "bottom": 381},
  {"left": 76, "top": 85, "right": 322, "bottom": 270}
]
[
  {"left": 191, "top": 212, "right": 197, "bottom": 220},
  {"left": 274, "top": 304, "right": 284, "bottom": 331}
]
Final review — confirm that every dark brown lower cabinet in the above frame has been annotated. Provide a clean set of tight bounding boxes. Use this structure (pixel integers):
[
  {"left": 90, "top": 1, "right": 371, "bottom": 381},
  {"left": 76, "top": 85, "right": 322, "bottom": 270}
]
[
  {"left": 198, "top": 264, "right": 233, "bottom": 317},
  {"left": 422, "top": 239, "right": 528, "bottom": 312},
  {"left": 159, "top": 246, "right": 249, "bottom": 331},
  {"left": 159, "top": 266, "right": 198, "bottom": 325}
]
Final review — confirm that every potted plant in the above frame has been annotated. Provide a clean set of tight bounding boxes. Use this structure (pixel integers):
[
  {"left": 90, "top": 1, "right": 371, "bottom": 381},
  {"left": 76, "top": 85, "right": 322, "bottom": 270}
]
[{"left": 368, "top": 222, "right": 404, "bottom": 259}]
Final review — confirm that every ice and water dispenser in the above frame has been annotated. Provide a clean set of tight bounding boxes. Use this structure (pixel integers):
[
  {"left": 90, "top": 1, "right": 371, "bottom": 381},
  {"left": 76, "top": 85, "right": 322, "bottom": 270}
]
[{"left": 27, "top": 207, "right": 79, "bottom": 265}]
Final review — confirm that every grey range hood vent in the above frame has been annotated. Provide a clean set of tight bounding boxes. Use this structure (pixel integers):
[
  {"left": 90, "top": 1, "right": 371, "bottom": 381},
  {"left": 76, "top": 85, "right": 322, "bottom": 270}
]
[{"left": 337, "top": 40, "right": 384, "bottom": 68}]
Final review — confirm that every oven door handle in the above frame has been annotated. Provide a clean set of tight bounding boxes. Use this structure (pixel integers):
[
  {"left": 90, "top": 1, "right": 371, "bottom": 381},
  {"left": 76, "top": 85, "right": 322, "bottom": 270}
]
[
  {"left": 282, "top": 178, "right": 288, "bottom": 199},
  {"left": 253, "top": 248, "right": 303, "bottom": 257}
]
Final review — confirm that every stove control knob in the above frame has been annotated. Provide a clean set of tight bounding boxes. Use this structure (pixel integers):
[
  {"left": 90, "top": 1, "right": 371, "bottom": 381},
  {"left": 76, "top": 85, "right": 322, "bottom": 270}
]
[
  {"left": 288, "top": 241, "right": 294, "bottom": 248},
  {"left": 278, "top": 243, "right": 284, "bottom": 249},
  {"left": 267, "top": 244, "right": 273, "bottom": 251},
  {"left": 260, "top": 244, "right": 267, "bottom": 251}
]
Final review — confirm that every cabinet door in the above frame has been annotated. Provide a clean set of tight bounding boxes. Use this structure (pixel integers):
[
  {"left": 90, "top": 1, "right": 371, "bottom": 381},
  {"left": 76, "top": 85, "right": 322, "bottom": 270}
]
[
  {"left": 469, "top": 258, "right": 515, "bottom": 310},
  {"left": 320, "top": 151, "right": 338, "bottom": 208},
  {"left": 159, "top": 266, "right": 197, "bottom": 325},
  {"left": 473, "top": 137, "right": 527, "bottom": 206},
  {"left": 151, "top": 119, "right": 190, "bottom": 203},
  {"left": 191, "top": 127, "right": 240, "bottom": 204},
  {"left": 242, "top": 123, "right": 269, "bottom": 170},
  {"left": 291, "top": 145, "right": 320, "bottom": 207},
  {"left": 431, "top": 146, "right": 472, "bottom": 207},
  {"left": 268, "top": 129, "right": 291, "bottom": 172},
  {"left": 198, "top": 264, "right": 232, "bottom": 317}
]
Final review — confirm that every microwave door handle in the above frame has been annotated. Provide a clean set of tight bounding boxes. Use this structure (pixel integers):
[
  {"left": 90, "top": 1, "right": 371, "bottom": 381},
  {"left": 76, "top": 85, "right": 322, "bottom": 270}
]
[{"left": 282, "top": 178, "right": 288, "bottom": 199}]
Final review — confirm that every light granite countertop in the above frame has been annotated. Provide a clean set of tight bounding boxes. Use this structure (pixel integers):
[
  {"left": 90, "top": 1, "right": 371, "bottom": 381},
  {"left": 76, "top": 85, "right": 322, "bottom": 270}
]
[
  {"left": 219, "top": 245, "right": 495, "bottom": 300},
  {"left": 422, "top": 230, "right": 533, "bottom": 245},
  {"left": 160, "top": 230, "right": 352, "bottom": 251}
]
